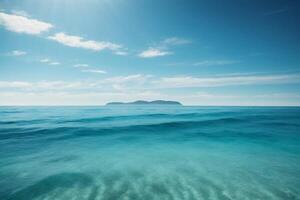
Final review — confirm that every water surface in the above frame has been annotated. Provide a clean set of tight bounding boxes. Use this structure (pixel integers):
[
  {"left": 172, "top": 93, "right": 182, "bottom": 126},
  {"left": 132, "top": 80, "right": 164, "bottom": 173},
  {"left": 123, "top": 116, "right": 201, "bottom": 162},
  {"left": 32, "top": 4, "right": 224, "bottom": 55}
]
[{"left": 0, "top": 106, "right": 300, "bottom": 200}]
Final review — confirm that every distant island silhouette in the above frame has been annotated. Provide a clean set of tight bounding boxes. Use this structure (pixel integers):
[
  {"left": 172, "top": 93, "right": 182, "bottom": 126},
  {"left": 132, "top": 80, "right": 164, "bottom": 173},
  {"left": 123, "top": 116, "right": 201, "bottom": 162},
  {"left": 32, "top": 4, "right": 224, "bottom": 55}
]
[{"left": 106, "top": 100, "right": 182, "bottom": 106}]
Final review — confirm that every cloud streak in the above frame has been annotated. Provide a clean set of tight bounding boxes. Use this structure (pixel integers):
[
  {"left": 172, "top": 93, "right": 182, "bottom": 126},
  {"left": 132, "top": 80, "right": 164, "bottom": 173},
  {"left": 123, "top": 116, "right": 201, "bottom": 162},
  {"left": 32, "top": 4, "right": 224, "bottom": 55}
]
[
  {"left": 40, "top": 58, "right": 60, "bottom": 66},
  {"left": 139, "top": 37, "right": 190, "bottom": 58},
  {"left": 163, "top": 37, "right": 191, "bottom": 45},
  {"left": 49, "top": 62, "right": 60, "bottom": 66},
  {"left": 0, "top": 91, "right": 165, "bottom": 106},
  {"left": 40, "top": 58, "right": 50, "bottom": 63},
  {"left": 0, "top": 12, "right": 53, "bottom": 35},
  {"left": 0, "top": 11, "right": 127, "bottom": 55},
  {"left": 156, "top": 74, "right": 300, "bottom": 88},
  {"left": 0, "top": 90, "right": 299, "bottom": 106},
  {"left": 264, "top": 8, "right": 289, "bottom": 16},
  {"left": 81, "top": 69, "right": 107, "bottom": 74},
  {"left": 48, "top": 32, "right": 123, "bottom": 53},
  {"left": 1, "top": 73, "right": 300, "bottom": 105},
  {"left": 74, "top": 64, "right": 89, "bottom": 68},
  {"left": 193, "top": 60, "right": 239, "bottom": 66},
  {"left": 8, "top": 50, "right": 27, "bottom": 56},
  {"left": 138, "top": 48, "right": 172, "bottom": 58},
  {"left": 0, "top": 74, "right": 152, "bottom": 92},
  {"left": 1, "top": 73, "right": 299, "bottom": 92}
]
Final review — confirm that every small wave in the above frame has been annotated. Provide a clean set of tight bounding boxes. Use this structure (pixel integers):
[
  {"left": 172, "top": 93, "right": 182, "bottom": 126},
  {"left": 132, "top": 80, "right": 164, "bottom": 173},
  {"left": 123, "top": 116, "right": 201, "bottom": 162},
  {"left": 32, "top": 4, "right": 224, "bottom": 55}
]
[
  {"left": 57, "top": 112, "right": 241, "bottom": 124},
  {"left": 0, "top": 117, "right": 248, "bottom": 141},
  {"left": 57, "top": 113, "right": 207, "bottom": 124},
  {"left": 0, "top": 111, "right": 23, "bottom": 114},
  {"left": 0, "top": 119, "right": 47, "bottom": 125},
  {"left": 0, "top": 127, "right": 72, "bottom": 140},
  {"left": 259, "top": 121, "right": 300, "bottom": 128},
  {"left": 125, "top": 117, "right": 246, "bottom": 131},
  {"left": 58, "top": 113, "right": 171, "bottom": 123}
]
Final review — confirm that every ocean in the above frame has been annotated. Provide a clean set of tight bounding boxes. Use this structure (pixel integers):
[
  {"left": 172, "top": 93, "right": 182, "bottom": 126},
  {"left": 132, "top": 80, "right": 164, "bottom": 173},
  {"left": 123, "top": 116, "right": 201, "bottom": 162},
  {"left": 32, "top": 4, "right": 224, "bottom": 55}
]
[{"left": 0, "top": 106, "right": 299, "bottom": 200}]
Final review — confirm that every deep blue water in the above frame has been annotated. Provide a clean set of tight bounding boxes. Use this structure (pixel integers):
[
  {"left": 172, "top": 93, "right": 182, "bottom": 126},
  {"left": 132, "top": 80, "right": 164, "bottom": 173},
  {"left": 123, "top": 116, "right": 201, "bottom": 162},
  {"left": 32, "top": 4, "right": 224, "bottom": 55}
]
[{"left": 0, "top": 106, "right": 300, "bottom": 200}]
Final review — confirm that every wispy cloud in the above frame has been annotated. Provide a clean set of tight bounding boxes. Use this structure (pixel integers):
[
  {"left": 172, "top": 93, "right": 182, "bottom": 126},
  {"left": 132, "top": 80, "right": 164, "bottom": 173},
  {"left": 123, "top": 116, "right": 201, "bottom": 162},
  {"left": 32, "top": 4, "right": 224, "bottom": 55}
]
[
  {"left": 48, "top": 32, "right": 124, "bottom": 54},
  {"left": 40, "top": 58, "right": 60, "bottom": 66},
  {"left": 73, "top": 63, "right": 107, "bottom": 74},
  {"left": 163, "top": 37, "right": 191, "bottom": 45},
  {"left": 138, "top": 48, "right": 172, "bottom": 58},
  {"left": 177, "top": 92, "right": 300, "bottom": 106},
  {"left": 114, "top": 51, "right": 128, "bottom": 56},
  {"left": 193, "top": 60, "right": 239, "bottom": 66},
  {"left": 164, "top": 62, "right": 187, "bottom": 66},
  {"left": 73, "top": 63, "right": 108, "bottom": 74},
  {"left": 0, "top": 74, "right": 151, "bottom": 91},
  {"left": 0, "top": 81, "right": 32, "bottom": 89},
  {"left": 1, "top": 72, "right": 300, "bottom": 105},
  {"left": 40, "top": 58, "right": 50, "bottom": 63},
  {"left": 0, "top": 11, "right": 127, "bottom": 55},
  {"left": 11, "top": 10, "right": 30, "bottom": 17},
  {"left": 0, "top": 91, "right": 165, "bottom": 106},
  {"left": 156, "top": 74, "right": 300, "bottom": 88},
  {"left": 0, "top": 81, "right": 86, "bottom": 91},
  {"left": 139, "top": 37, "right": 190, "bottom": 58},
  {"left": 81, "top": 69, "right": 107, "bottom": 74},
  {"left": 104, "top": 74, "right": 152, "bottom": 84},
  {"left": 1, "top": 73, "right": 299, "bottom": 92},
  {"left": 1, "top": 88, "right": 299, "bottom": 106},
  {"left": 165, "top": 60, "right": 239, "bottom": 67},
  {"left": 74, "top": 64, "right": 89, "bottom": 68},
  {"left": 49, "top": 62, "right": 60, "bottom": 66},
  {"left": 264, "top": 8, "right": 289, "bottom": 16},
  {"left": 0, "top": 12, "right": 53, "bottom": 35},
  {"left": 8, "top": 50, "right": 27, "bottom": 56}
]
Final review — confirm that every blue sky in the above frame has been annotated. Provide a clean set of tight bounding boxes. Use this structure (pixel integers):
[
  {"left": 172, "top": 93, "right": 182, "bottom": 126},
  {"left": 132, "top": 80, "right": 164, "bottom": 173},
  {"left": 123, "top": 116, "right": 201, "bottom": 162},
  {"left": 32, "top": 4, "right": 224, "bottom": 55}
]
[{"left": 0, "top": 0, "right": 299, "bottom": 105}]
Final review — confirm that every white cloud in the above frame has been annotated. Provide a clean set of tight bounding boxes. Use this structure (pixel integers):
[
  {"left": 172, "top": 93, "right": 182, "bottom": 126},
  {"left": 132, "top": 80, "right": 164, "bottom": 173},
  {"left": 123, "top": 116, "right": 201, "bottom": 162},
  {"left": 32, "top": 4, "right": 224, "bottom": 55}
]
[
  {"left": 104, "top": 74, "right": 152, "bottom": 84},
  {"left": 49, "top": 62, "right": 61, "bottom": 66},
  {"left": 0, "top": 12, "right": 53, "bottom": 35},
  {"left": 163, "top": 37, "right": 191, "bottom": 45},
  {"left": 156, "top": 74, "right": 300, "bottom": 88},
  {"left": 48, "top": 32, "right": 122, "bottom": 52},
  {"left": 9, "top": 50, "right": 27, "bottom": 56},
  {"left": 0, "top": 74, "right": 151, "bottom": 91},
  {"left": 139, "top": 37, "right": 189, "bottom": 58},
  {"left": 138, "top": 48, "right": 172, "bottom": 58},
  {"left": 0, "top": 91, "right": 165, "bottom": 106},
  {"left": 6, "top": 81, "right": 89, "bottom": 91},
  {"left": 0, "top": 12, "right": 126, "bottom": 55},
  {"left": 174, "top": 92, "right": 300, "bottom": 106},
  {"left": 0, "top": 81, "right": 32, "bottom": 89},
  {"left": 102, "top": 74, "right": 152, "bottom": 91},
  {"left": 74, "top": 64, "right": 89, "bottom": 68},
  {"left": 0, "top": 90, "right": 299, "bottom": 106},
  {"left": 40, "top": 58, "right": 50, "bottom": 63},
  {"left": 114, "top": 51, "right": 128, "bottom": 56},
  {"left": 1, "top": 73, "right": 300, "bottom": 105},
  {"left": 11, "top": 10, "right": 30, "bottom": 17},
  {"left": 40, "top": 58, "right": 60, "bottom": 65},
  {"left": 193, "top": 60, "right": 239, "bottom": 66},
  {"left": 81, "top": 69, "right": 107, "bottom": 74},
  {"left": 1, "top": 73, "right": 299, "bottom": 92},
  {"left": 264, "top": 8, "right": 289, "bottom": 16}
]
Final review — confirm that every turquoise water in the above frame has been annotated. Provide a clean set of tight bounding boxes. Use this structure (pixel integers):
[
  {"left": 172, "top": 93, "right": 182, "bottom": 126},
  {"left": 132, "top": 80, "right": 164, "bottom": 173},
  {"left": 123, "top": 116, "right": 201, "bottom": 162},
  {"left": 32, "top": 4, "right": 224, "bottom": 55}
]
[{"left": 0, "top": 106, "right": 300, "bottom": 200}]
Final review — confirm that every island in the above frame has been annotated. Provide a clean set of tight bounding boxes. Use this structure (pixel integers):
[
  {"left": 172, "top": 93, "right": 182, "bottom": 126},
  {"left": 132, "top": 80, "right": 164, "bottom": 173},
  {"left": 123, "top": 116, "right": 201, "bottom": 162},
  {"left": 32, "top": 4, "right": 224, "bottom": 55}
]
[{"left": 106, "top": 100, "right": 182, "bottom": 106}]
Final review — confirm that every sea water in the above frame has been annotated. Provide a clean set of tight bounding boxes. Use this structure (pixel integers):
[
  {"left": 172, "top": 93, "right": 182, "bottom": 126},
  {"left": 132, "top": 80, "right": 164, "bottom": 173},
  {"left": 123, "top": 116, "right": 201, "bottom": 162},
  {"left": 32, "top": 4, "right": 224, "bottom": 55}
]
[{"left": 0, "top": 106, "right": 299, "bottom": 200}]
